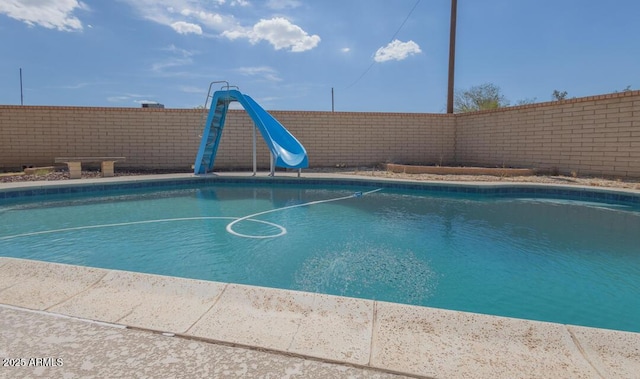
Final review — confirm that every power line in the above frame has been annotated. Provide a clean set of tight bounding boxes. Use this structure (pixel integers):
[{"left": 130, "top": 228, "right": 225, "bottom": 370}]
[
  {"left": 344, "top": 61, "right": 375, "bottom": 91},
  {"left": 390, "top": 0, "right": 422, "bottom": 41},
  {"left": 344, "top": 0, "right": 422, "bottom": 90}
]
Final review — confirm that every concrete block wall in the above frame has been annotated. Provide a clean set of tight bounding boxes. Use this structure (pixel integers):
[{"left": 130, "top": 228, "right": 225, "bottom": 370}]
[
  {"left": 455, "top": 91, "right": 640, "bottom": 177},
  {"left": 193, "top": 110, "right": 455, "bottom": 169},
  {"left": 272, "top": 111, "right": 454, "bottom": 168},
  {"left": 1, "top": 90, "right": 638, "bottom": 177},
  {"left": 0, "top": 106, "right": 454, "bottom": 171},
  {"left": 0, "top": 106, "right": 203, "bottom": 170}
]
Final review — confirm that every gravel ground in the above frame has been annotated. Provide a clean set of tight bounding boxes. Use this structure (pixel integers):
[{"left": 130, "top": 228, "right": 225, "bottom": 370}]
[
  {"left": 0, "top": 169, "right": 189, "bottom": 183},
  {"left": 344, "top": 167, "right": 640, "bottom": 190},
  {"left": 2, "top": 167, "right": 640, "bottom": 191}
]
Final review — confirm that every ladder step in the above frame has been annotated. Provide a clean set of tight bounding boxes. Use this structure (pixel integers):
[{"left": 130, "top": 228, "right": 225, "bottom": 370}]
[{"left": 196, "top": 93, "right": 233, "bottom": 174}]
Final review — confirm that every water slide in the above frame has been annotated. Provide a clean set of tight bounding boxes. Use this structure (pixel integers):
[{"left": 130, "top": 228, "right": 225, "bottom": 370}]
[{"left": 194, "top": 89, "right": 308, "bottom": 174}]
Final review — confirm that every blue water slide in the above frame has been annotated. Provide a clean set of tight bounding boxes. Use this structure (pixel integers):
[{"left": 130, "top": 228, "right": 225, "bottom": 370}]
[{"left": 194, "top": 89, "right": 308, "bottom": 174}]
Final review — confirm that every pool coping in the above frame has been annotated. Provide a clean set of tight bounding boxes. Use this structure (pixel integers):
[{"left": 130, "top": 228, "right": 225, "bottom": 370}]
[
  {"left": 1, "top": 171, "right": 639, "bottom": 201},
  {"left": 1, "top": 173, "right": 639, "bottom": 378}
]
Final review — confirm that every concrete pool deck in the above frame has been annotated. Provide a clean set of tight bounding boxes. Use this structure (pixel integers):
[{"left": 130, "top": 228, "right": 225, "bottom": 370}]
[{"left": 1, "top": 173, "right": 639, "bottom": 378}]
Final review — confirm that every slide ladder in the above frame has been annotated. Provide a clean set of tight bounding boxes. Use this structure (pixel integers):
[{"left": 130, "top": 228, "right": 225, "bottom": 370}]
[
  {"left": 194, "top": 84, "right": 308, "bottom": 175},
  {"left": 195, "top": 92, "right": 231, "bottom": 174}
]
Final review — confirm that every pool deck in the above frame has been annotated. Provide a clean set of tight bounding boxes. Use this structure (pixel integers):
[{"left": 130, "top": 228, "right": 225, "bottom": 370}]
[{"left": 1, "top": 173, "right": 639, "bottom": 378}]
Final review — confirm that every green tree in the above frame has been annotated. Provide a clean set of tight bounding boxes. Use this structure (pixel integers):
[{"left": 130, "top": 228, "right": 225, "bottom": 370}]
[
  {"left": 515, "top": 97, "right": 537, "bottom": 106},
  {"left": 454, "top": 83, "right": 509, "bottom": 113},
  {"left": 551, "top": 90, "right": 568, "bottom": 101},
  {"left": 614, "top": 85, "right": 632, "bottom": 93}
]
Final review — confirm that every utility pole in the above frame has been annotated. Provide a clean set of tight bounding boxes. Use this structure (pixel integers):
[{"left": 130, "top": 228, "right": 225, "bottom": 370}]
[
  {"left": 446, "top": 0, "right": 457, "bottom": 113},
  {"left": 20, "top": 68, "right": 24, "bottom": 105},
  {"left": 331, "top": 87, "right": 335, "bottom": 112}
]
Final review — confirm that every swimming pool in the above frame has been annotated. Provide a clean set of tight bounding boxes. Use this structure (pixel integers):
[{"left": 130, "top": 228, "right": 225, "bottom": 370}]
[{"left": 1, "top": 177, "right": 639, "bottom": 333}]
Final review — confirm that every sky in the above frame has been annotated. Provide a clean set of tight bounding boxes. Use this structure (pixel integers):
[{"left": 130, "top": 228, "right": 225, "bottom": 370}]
[{"left": 0, "top": 0, "right": 639, "bottom": 113}]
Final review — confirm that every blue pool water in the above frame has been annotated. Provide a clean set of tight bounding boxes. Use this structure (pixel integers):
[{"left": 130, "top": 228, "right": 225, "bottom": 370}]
[{"left": 1, "top": 181, "right": 639, "bottom": 332}]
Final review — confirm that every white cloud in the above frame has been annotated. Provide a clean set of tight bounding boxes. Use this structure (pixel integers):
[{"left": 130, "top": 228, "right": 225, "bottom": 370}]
[
  {"left": 224, "top": 17, "right": 320, "bottom": 52},
  {"left": 236, "top": 66, "right": 282, "bottom": 82},
  {"left": 162, "top": 44, "right": 196, "bottom": 57},
  {"left": 151, "top": 57, "right": 192, "bottom": 73},
  {"left": 230, "top": 0, "right": 249, "bottom": 6},
  {"left": 179, "top": 8, "right": 227, "bottom": 29},
  {"left": 57, "top": 81, "right": 106, "bottom": 89},
  {"left": 266, "top": 0, "right": 301, "bottom": 9},
  {"left": 151, "top": 45, "right": 198, "bottom": 75},
  {"left": 341, "top": 47, "right": 351, "bottom": 53},
  {"left": 171, "top": 21, "right": 202, "bottom": 34},
  {"left": 212, "top": 0, "right": 246, "bottom": 5},
  {"left": 118, "top": 0, "right": 318, "bottom": 52},
  {"left": 120, "top": 0, "right": 237, "bottom": 32},
  {"left": 374, "top": 39, "right": 421, "bottom": 63},
  {"left": 0, "top": 0, "right": 87, "bottom": 31},
  {"left": 106, "top": 93, "right": 149, "bottom": 103}
]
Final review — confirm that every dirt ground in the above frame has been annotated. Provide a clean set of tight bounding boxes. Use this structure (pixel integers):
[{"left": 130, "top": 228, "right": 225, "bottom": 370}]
[
  {"left": 344, "top": 167, "right": 640, "bottom": 190},
  {"left": 2, "top": 166, "right": 640, "bottom": 191}
]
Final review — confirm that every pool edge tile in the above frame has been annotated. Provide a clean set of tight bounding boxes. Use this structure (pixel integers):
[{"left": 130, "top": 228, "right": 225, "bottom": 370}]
[
  {"left": 567, "top": 325, "right": 640, "bottom": 379},
  {"left": 0, "top": 258, "right": 107, "bottom": 310},
  {"left": 2, "top": 173, "right": 639, "bottom": 206},
  {"left": 288, "top": 293, "right": 374, "bottom": 366},
  {"left": 187, "top": 283, "right": 310, "bottom": 353},
  {"left": 186, "top": 283, "right": 375, "bottom": 366},
  {"left": 49, "top": 269, "right": 227, "bottom": 332},
  {"left": 369, "top": 301, "right": 600, "bottom": 378}
]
